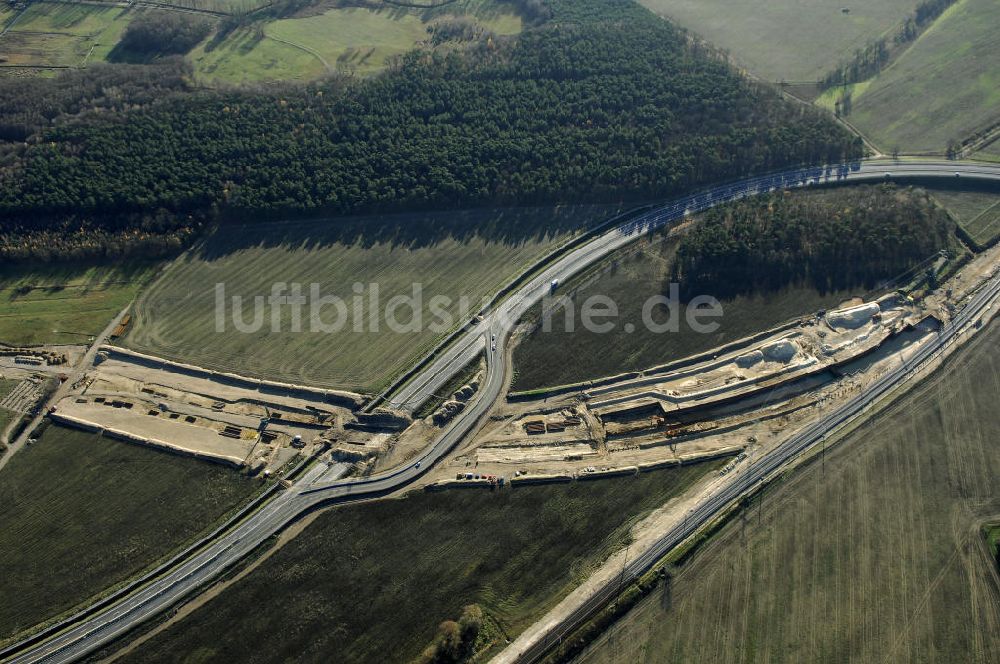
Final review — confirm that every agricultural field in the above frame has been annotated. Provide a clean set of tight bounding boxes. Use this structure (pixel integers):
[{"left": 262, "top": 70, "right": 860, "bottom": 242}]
[
  {"left": 0, "top": 408, "right": 13, "bottom": 438},
  {"left": 987, "top": 524, "right": 1000, "bottom": 557},
  {"left": 125, "top": 206, "right": 619, "bottom": 393},
  {"left": 0, "top": 2, "right": 136, "bottom": 68},
  {"left": 0, "top": 424, "right": 259, "bottom": 643},
  {"left": 189, "top": 0, "right": 522, "bottom": 84},
  {"left": 0, "top": 262, "right": 160, "bottom": 346},
  {"left": 637, "top": 0, "right": 918, "bottom": 82},
  {"left": 115, "top": 460, "right": 723, "bottom": 664},
  {"left": 0, "top": 0, "right": 518, "bottom": 80},
  {"left": 0, "top": 378, "right": 15, "bottom": 438},
  {"left": 512, "top": 234, "right": 855, "bottom": 391},
  {"left": 577, "top": 319, "right": 1000, "bottom": 664},
  {"left": 847, "top": 0, "right": 1000, "bottom": 154},
  {"left": 930, "top": 187, "right": 1000, "bottom": 247}
]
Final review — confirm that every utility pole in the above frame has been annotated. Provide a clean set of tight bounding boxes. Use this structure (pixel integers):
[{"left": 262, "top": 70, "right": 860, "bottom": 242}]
[{"left": 618, "top": 542, "right": 630, "bottom": 594}]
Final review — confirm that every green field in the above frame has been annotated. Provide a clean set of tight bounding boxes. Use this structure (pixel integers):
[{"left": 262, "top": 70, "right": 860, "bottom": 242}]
[
  {"left": 0, "top": 0, "right": 520, "bottom": 80},
  {"left": 116, "top": 461, "right": 722, "bottom": 664},
  {"left": 0, "top": 424, "right": 259, "bottom": 642},
  {"left": 190, "top": 0, "right": 521, "bottom": 84},
  {"left": 161, "top": 0, "right": 271, "bottom": 14},
  {"left": 930, "top": 187, "right": 1000, "bottom": 247},
  {"left": 125, "top": 206, "right": 618, "bottom": 393},
  {"left": 637, "top": 0, "right": 918, "bottom": 82},
  {"left": 0, "top": 2, "right": 137, "bottom": 67},
  {"left": 975, "top": 140, "right": 1000, "bottom": 163},
  {"left": 186, "top": 26, "right": 318, "bottom": 83},
  {"left": 0, "top": 262, "right": 159, "bottom": 346},
  {"left": 578, "top": 318, "right": 1000, "bottom": 664},
  {"left": 987, "top": 524, "right": 1000, "bottom": 557},
  {"left": 847, "top": 0, "right": 1000, "bottom": 153}
]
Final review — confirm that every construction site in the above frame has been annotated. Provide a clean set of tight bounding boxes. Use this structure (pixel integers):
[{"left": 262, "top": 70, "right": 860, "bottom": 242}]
[
  {"left": 47, "top": 346, "right": 411, "bottom": 474},
  {"left": 14, "top": 207, "right": 1000, "bottom": 497},
  {"left": 420, "top": 234, "right": 1000, "bottom": 490}
]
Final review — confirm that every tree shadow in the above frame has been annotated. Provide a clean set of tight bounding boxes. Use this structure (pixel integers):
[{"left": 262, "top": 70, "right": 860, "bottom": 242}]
[{"left": 199, "top": 203, "right": 624, "bottom": 260}]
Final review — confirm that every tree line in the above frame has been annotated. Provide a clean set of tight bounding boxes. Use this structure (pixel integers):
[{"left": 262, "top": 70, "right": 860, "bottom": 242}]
[
  {"left": 114, "top": 11, "right": 213, "bottom": 59},
  {"left": 671, "top": 185, "right": 954, "bottom": 300},
  {"left": 822, "top": 0, "right": 958, "bottom": 90},
  {"left": 0, "top": 0, "right": 862, "bottom": 261}
]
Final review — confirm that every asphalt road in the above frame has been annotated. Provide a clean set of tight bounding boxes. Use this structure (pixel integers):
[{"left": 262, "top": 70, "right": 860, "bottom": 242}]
[
  {"left": 3, "top": 159, "right": 999, "bottom": 664},
  {"left": 389, "top": 159, "right": 1000, "bottom": 413}
]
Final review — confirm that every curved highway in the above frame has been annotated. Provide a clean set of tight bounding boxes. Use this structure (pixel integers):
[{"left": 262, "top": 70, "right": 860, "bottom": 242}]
[
  {"left": 389, "top": 159, "right": 1000, "bottom": 412},
  {"left": 3, "top": 159, "right": 999, "bottom": 664}
]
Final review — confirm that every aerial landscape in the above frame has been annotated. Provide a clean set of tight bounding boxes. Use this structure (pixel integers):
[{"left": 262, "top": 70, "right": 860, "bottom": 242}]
[{"left": 0, "top": 0, "right": 997, "bottom": 662}]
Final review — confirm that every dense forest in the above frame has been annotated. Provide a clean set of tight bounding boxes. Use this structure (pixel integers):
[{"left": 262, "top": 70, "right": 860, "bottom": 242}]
[
  {"left": 672, "top": 185, "right": 954, "bottom": 299},
  {"left": 0, "top": 0, "right": 861, "bottom": 261}
]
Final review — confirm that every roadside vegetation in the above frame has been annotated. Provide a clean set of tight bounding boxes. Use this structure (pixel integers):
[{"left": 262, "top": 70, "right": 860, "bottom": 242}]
[
  {"left": 975, "top": 141, "right": 1000, "bottom": 163},
  {"left": 125, "top": 205, "right": 615, "bottom": 392},
  {"left": 929, "top": 188, "right": 1000, "bottom": 248},
  {"left": 112, "top": 460, "right": 723, "bottom": 664},
  {"left": 0, "top": 0, "right": 860, "bottom": 264},
  {"left": 577, "top": 319, "right": 1000, "bottom": 664},
  {"left": 0, "top": 262, "right": 159, "bottom": 346},
  {"left": 513, "top": 185, "right": 954, "bottom": 390},
  {"left": 0, "top": 378, "right": 16, "bottom": 440},
  {"left": 0, "top": 424, "right": 259, "bottom": 644},
  {"left": 986, "top": 524, "right": 1000, "bottom": 572}
]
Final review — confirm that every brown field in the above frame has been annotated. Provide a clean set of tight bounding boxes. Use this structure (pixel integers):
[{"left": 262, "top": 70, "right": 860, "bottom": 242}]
[{"left": 577, "top": 318, "right": 1000, "bottom": 663}]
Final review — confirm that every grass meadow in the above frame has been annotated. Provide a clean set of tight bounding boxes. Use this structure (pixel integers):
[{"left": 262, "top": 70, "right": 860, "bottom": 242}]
[
  {"left": 0, "top": 262, "right": 159, "bottom": 346},
  {"left": 577, "top": 318, "right": 1000, "bottom": 664},
  {"left": 974, "top": 140, "right": 1000, "bottom": 163},
  {"left": 0, "top": 424, "right": 259, "bottom": 644},
  {"left": 848, "top": 0, "right": 1000, "bottom": 153},
  {"left": 189, "top": 0, "right": 521, "bottom": 84},
  {"left": 637, "top": 0, "right": 918, "bottom": 82},
  {"left": 0, "top": 2, "right": 136, "bottom": 67},
  {"left": 115, "top": 461, "right": 723, "bottom": 664},
  {"left": 929, "top": 188, "right": 1000, "bottom": 247},
  {"left": 125, "top": 206, "right": 618, "bottom": 393}
]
